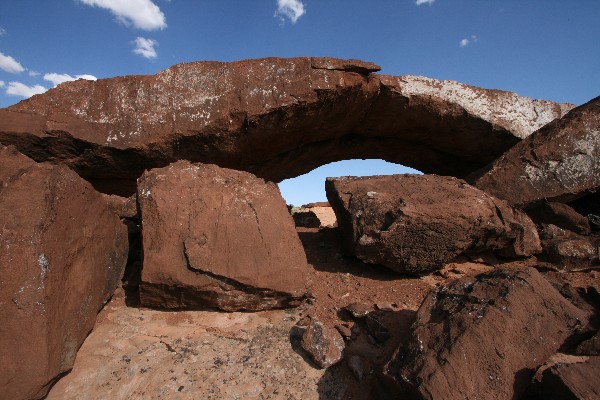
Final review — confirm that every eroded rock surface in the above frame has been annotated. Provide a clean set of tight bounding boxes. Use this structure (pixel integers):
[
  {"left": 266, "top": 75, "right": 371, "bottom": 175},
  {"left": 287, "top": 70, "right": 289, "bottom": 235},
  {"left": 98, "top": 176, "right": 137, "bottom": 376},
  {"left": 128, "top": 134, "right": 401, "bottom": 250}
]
[
  {"left": 138, "top": 161, "right": 308, "bottom": 311},
  {"left": 0, "top": 57, "right": 571, "bottom": 194},
  {"left": 383, "top": 268, "right": 591, "bottom": 400},
  {"left": 474, "top": 95, "right": 600, "bottom": 208},
  {"left": 326, "top": 174, "right": 541, "bottom": 274},
  {"left": 0, "top": 146, "right": 128, "bottom": 400}
]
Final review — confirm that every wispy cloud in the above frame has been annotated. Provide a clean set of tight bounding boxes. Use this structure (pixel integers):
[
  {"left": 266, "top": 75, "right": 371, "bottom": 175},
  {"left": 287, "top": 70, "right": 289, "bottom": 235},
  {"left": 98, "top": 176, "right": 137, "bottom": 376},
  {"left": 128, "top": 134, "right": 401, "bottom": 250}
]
[
  {"left": 415, "top": 0, "right": 435, "bottom": 5},
  {"left": 0, "top": 52, "right": 25, "bottom": 74},
  {"left": 0, "top": 27, "right": 6, "bottom": 36},
  {"left": 133, "top": 37, "right": 158, "bottom": 59},
  {"left": 43, "top": 73, "right": 97, "bottom": 87},
  {"left": 79, "top": 0, "right": 167, "bottom": 30},
  {"left": 28, "top": 70, "right": 40, "bottom": 77},
  {"left": 460, "top": 35, "right": 478, "bottom": 47},
  {"left": 275, "top": 0, "right": 306, "bottom": 24},
  {"left": 6, "top": 82, "right": 47, "bottom": 98},
  {"left": 0, "top": 81, "right": 5, "bottom": 88}
]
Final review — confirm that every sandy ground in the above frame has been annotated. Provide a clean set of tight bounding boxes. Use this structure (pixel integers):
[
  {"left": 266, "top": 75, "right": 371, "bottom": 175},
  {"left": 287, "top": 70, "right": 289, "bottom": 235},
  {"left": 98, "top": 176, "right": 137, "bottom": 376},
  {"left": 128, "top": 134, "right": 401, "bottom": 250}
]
[{"left": 46, "top": 227, "right": 599, "bottom": 399}]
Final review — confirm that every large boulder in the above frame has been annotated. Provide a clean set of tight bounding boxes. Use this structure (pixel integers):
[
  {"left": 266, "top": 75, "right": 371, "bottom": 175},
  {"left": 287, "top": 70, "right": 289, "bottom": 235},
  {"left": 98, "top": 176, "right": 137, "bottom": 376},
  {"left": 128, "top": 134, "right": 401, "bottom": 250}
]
[
  {"left": 473, "top": 95, "right": 600, "bottom": 208},
  {"left": 383, "top": 267, "right": 591, "bottom": 400},
  {"left": 137, "top": 161, "right": 308, "bottom": 311},
  {"left": 0, "top": 58, "right": 571, "bottom": 195},
  {"left": 0, "top": 146, "right": 128, "bottom": 400},
  {"left": 325, "top": 174, "right": 541, "bottom": 274}
]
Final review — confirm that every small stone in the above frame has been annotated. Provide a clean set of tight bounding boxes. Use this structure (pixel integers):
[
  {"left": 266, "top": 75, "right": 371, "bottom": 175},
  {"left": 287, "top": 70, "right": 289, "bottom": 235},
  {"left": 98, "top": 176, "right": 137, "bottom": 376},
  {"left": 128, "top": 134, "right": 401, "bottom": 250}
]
[
  {"left": 301, "top": 319, "right": 345, "bottom": 369},
  {"left": 345, "top": 302, "right": 372, "bottom": 319},
  {"left": 335, "top": 324, "right": 352, "bottom": 339}
]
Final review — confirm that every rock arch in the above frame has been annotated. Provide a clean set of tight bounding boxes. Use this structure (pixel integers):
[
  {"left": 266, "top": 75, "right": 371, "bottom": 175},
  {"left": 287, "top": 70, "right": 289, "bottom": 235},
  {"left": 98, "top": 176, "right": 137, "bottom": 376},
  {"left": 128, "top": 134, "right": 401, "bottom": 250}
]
[{"left": 0, "top": 57, "right": 572, "bottom": 195}]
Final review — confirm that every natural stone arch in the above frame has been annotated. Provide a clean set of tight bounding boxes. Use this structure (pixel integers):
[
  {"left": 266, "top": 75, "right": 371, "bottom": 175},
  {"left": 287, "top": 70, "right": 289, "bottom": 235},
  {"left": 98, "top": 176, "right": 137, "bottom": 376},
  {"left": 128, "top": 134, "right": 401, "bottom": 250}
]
[{"left": 0, "top": 57, "right": 572, "bottom": 195}]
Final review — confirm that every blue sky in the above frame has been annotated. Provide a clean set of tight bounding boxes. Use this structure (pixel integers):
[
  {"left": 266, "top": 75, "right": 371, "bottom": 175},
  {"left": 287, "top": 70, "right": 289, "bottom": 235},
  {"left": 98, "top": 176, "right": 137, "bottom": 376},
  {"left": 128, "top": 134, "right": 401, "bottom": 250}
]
[{"left": 1, "top": 1, "right": 599, "bottom": 205}]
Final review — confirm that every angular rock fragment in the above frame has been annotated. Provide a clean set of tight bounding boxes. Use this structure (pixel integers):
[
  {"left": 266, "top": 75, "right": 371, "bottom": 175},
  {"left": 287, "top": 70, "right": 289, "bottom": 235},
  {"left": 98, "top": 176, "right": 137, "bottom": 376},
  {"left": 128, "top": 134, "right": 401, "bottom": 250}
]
[
  {"left": 383, "top": 267, "right": 591, "bottom": 400},
  {"left": 0, "top": 146, "right": 128, "bottom": 400},
  {"left": 326, "top": 174, "right": 541, "bottom": 274},
  {"left": 138, "top": 161, "right": 308, "bottom": 311},
  {"left": 474, "top": 96, "right": 600, "bottom": 208},
  {"left": 301, "top": 319, "right": 345, "bottom": 368}
]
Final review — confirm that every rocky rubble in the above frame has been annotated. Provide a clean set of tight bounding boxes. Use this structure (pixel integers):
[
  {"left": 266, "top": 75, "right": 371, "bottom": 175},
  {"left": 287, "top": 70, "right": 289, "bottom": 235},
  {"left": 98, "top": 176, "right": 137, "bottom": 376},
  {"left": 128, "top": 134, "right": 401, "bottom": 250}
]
[{"left": 0, "top": 57, "right": 598, "bottom": 400}]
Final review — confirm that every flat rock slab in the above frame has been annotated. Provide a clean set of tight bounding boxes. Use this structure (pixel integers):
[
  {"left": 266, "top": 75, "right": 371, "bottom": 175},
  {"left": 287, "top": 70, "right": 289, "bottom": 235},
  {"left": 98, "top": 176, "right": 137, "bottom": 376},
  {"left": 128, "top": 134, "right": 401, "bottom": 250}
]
[
  {"left": 326, "top": 174, "right": 540, "bottom": 274},
  {"left": 46, "top": 292, "right": 348, "bottom": 400},
  {"left": 383, "top": 267, "right": 591, "bottom": 400},
  {"left": 474, "top": 95, "right": 600, "bottom": 208},
  {"left": 138, "top": 161, "right": 308, "bottom": 311},
  {"left": 0, "top": 146, "right": 128, "bottom": 400}
]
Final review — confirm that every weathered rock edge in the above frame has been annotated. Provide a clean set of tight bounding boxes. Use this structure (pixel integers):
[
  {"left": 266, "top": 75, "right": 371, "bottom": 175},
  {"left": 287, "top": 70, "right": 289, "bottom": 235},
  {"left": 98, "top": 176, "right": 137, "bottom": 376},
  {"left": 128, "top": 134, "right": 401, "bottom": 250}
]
[
  {"left": 0, "top": 57, "right": 572, "bottom": 195},
  {"left": 473, "top": 95, "right": 600, "bottom": 208}
]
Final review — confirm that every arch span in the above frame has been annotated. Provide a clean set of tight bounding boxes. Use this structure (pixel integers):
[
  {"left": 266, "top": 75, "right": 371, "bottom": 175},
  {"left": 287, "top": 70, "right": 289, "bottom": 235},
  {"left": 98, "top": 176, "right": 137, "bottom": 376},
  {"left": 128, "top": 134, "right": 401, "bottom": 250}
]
[{"left": 0, "top": 57, "right": 572, "bottom": 195}]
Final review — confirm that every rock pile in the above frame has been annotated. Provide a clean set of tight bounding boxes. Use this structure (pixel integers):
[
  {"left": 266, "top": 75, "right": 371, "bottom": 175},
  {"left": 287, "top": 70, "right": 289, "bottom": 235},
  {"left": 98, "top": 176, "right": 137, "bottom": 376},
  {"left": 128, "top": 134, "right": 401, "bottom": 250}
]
[{"left": 0, "top": 57, "right": 598, "bottom": 399}]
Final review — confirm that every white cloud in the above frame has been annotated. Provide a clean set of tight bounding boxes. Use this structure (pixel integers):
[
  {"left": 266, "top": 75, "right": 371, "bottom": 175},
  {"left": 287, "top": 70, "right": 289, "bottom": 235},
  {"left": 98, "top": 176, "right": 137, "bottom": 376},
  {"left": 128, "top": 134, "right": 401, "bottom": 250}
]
[
  {"left": 0, "top": 52, "right": 25, "bottom": 74},
  {"left": 28, "top": 70, "right": 40, "bottom": 77},
  {"left": 43, "top": 73, "right": 98, "bottom": 87},
  {"left": 79, "top": 0, "right": 166, "bottom": 30},
  {"left": 0, "top": 81, "right": 4, "bottom": 88},
  {"left": 460, "top": 35, "right": 478, "bottom": 47},
  {"left": 275, "top": 0, "right": 306, "bottom": 24},
  {"left": 415, "top": 0, "right": 435, "bottom": 5},
  {"left": 133, "top": 37, "right": 158, "bottom": 59},
  {"left": 6, "top": 82, "right": 47, "bottom": 98}
]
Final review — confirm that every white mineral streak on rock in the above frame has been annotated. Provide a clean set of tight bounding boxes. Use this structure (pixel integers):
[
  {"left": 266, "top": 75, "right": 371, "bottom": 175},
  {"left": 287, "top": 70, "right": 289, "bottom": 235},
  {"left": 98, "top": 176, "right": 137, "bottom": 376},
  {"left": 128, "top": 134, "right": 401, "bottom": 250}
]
[{"left": 394, "top": 75, "right": 574, "bottom": 139}]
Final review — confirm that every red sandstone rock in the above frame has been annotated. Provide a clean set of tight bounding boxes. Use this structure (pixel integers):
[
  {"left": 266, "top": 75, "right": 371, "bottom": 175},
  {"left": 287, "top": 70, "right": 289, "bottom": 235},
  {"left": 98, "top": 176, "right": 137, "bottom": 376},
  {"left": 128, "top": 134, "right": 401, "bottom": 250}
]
[
  {"left": 474, "top": 96, "right": 600, "bottom": 208},
  {"left": 383, "top": 268, "right": 591, "bottom": 400},
  {"left": 326, "top": 174, "right": 541, "bottom": 274},
  {"left": 0, "top": 57, "right": 571, "bottom": 195},
  {"left": 137, "top": 161, "right": 308, "bottom": 311},
  {"left": 0, "top": 146, "right": 128, "bottom": 400},
  {"left": 301, "top": 318, "right": 345, "bottom": 369},
  {"left": 532, "top": 355, "right": 600, "bottom": 400},
  {"left": 527, "top": 202, "right": 591, "bottom": 235},
  {"left": 542, "top": 234, "right": 600, "bottom": 271}
]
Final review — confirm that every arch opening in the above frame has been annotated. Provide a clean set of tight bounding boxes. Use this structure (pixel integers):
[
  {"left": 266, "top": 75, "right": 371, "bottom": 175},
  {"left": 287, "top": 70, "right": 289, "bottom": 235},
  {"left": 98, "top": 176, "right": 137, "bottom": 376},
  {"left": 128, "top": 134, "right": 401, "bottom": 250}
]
[{"left": 278, "top": 159, "right": 421, "bottom": 207}]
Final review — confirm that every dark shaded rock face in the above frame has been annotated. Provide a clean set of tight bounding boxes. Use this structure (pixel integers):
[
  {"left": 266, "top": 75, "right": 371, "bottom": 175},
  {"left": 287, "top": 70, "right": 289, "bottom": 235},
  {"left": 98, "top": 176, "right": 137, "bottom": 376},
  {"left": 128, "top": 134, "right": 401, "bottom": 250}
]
[
  {"left": 527, "top": 202, "right": 591, "bottom": 235},
  {"left": 383, "top": 268, "right": 591, "bottom": 400},
  {"left": 0, "top": 146, "right": 128, "bottom": 400},
  {"left": 0, "top": 57, "right": 571, "bottom": 195},
  {"left": 138, "top": 160, "right": 308, "bottom": 311},
  {"left": 542, "top": 233, "right": 600, "bottom": 271},
  {"left": 532, "top": 356, "right": 600, "bottom": 400},
  {"left": 473, "top": 96, "right": 600, "bottom": 208},
  {"left": 325, "top": 174, "right": 541, "bottom": 274}
]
